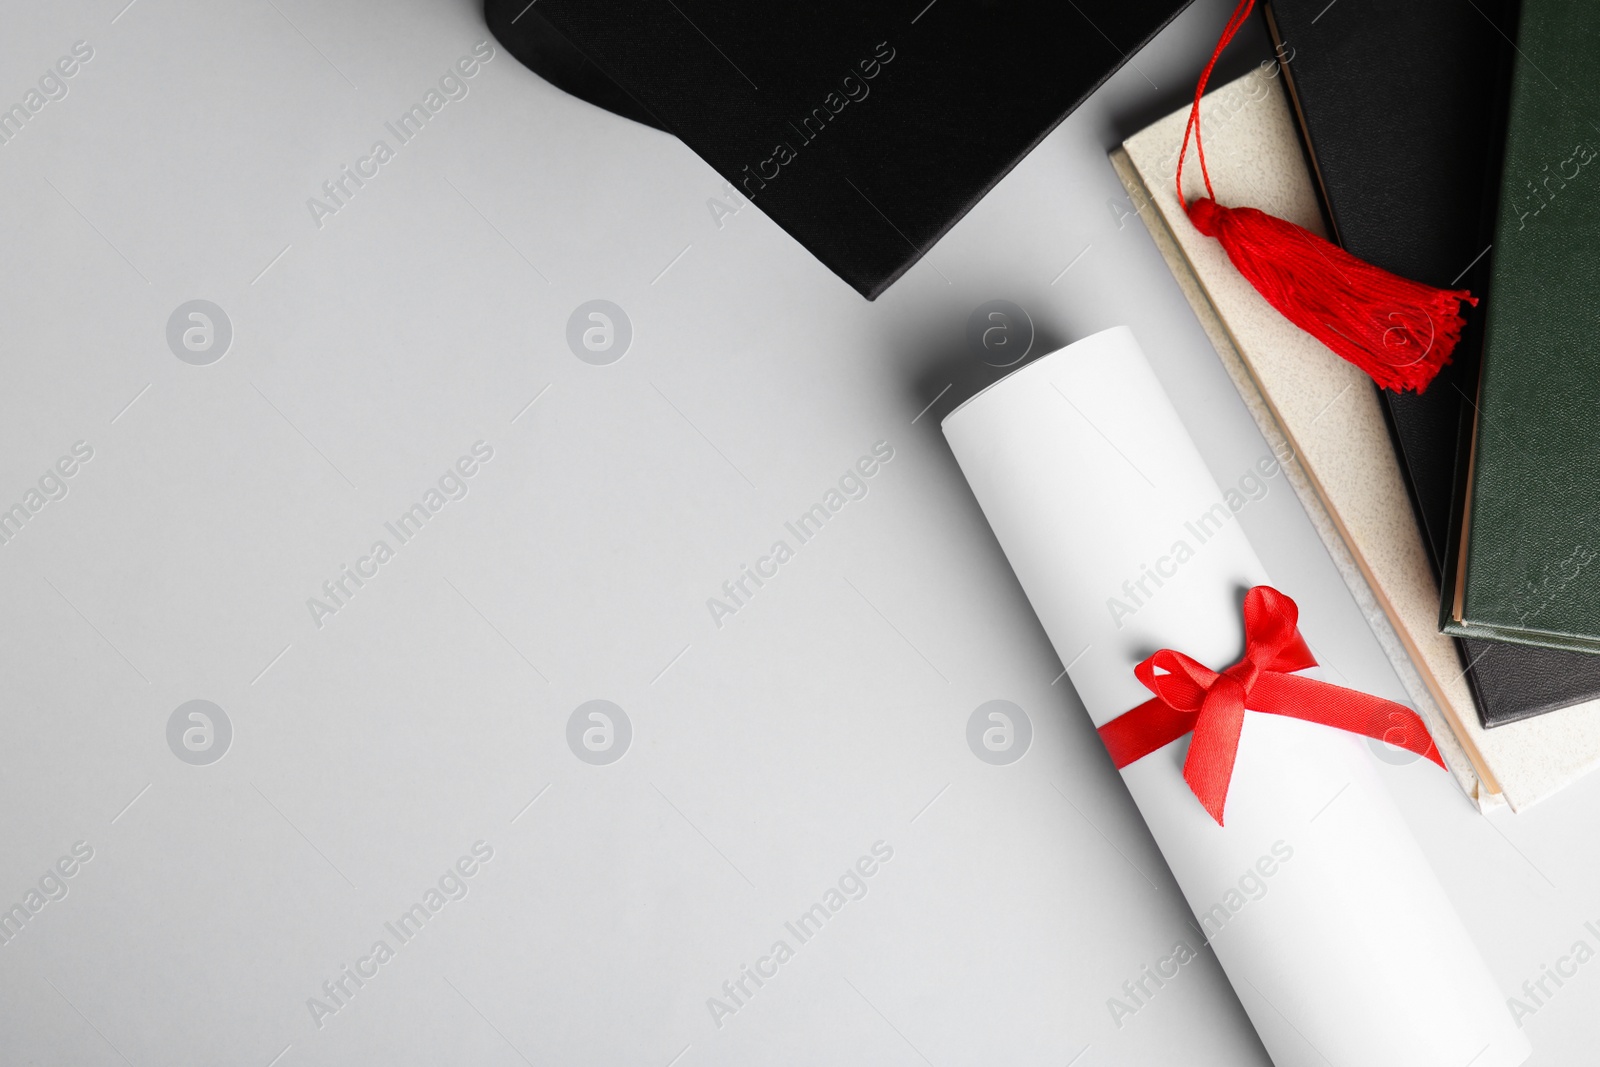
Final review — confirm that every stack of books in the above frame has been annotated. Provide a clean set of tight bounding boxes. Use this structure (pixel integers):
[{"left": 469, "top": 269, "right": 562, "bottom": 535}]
[{"left": 1112, "top": 0, "right": 1600, "bottom": 810}]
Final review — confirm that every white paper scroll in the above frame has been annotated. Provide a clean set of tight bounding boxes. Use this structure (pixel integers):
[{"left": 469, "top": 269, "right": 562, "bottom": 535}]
[{"left": 942, "top": 326, "right": 1527, "bottom": 1067}]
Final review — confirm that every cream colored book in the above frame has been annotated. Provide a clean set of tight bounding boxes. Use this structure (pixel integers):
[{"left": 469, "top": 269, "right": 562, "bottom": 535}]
[{"left": 1112, "top": 65, "right": 1600, "bottom": 811}]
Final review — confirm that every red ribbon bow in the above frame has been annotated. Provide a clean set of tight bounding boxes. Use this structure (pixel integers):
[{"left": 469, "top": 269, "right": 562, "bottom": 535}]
[{"left": 1097, "top": 586, "right": 1443, "bottom": 825}]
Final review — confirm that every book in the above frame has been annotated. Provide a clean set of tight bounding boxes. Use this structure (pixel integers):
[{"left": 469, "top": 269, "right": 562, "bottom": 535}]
[
  {"left": 1444, "top": 0, "right": 1600, "bottom": 656},
  {"left": 942, "top": 328, "right": 1528, "bottom": 1067},
  {"left": 1111, "top": 64, "right": 1600, "bottom": 811},
  {"left": 1263, "top": 0, "right": 1600, "bottom": 728},
  {"left": 494, "top": 0, "right": 1195, "bottom": 299}
]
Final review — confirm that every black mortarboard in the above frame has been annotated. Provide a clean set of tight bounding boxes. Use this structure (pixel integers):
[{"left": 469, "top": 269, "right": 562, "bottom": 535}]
[{"left": 488, "top": 0, "right": 1193, "bottom": 298}]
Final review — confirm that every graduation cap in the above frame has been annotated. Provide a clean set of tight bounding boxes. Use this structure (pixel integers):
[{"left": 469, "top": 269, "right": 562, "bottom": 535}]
[{"left": 487, "top": 0, "right": 1195, "bottom": 299}]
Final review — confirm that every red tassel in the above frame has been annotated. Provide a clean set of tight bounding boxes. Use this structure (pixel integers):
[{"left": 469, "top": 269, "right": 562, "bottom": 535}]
[
  {"left": 1186, "top": 199, "right": 1475, "bottom": 393},
  {"left": 1177, "top": 0, "right": 1476, "bottom": 393}
]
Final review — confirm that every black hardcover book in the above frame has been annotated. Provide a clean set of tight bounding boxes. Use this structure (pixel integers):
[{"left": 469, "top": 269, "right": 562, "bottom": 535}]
[
  {"left": 1265, "top": 0, "right": 1600, "bottom": 727},
  {"left": 487, "top": 0, "right": 1194, "bottom": 300}
]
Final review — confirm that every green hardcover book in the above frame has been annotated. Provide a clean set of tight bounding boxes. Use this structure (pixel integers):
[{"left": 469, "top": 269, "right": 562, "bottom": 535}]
[{"left": 1444, "top": 0, "right": 1600, "bottom": 653}]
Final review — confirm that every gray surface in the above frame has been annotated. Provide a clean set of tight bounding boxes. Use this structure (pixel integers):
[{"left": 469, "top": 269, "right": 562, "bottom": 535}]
[{"left": 0, "top": 0, "right": 1589, "bottom": 1063}]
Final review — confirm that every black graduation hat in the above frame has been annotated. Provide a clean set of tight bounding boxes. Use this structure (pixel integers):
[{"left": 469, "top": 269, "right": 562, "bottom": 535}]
[{"left": 487, "top": 0, "right": 1193, "bottom": 299}]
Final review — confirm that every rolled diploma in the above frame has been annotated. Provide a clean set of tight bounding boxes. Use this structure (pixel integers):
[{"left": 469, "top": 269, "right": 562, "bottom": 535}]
[{"left": 942, "top": 326, "right": 1526, "bottom": 1067}]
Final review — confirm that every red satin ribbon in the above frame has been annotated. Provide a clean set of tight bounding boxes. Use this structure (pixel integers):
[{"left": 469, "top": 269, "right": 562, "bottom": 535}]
[{"left": 1097, "top": 586, "right": 1444, "bottom": 825}]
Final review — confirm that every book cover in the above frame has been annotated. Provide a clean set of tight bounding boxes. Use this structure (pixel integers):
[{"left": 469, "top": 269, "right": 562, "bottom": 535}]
[
  {"left": 1114, "top": 65, "right": 1600, "bottom": 811},
  {"left": 1445, "top": 0, "right": 1600, "bottom": 656},
  {"left": 498, "top": 0, "right": 1194, "bottom": 299},
  {"left": 1263, "top": 0, "right": 1600, "bottom": 728}
]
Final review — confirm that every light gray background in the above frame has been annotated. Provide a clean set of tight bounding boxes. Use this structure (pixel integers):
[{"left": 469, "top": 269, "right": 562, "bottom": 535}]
[{"left": 0, "top": 0, "right": 1592, "bottom": 1063}]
